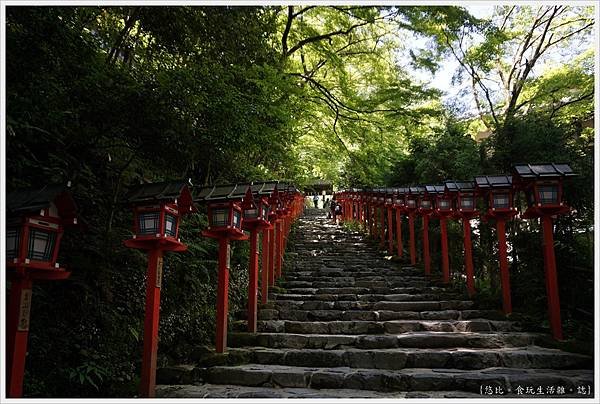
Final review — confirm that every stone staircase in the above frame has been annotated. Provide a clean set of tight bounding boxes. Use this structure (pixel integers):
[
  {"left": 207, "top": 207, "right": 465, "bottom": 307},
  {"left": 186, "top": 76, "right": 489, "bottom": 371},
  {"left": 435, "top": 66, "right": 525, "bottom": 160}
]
[{"left": 156, "top": 209, "right": 594, "bottom": 398}]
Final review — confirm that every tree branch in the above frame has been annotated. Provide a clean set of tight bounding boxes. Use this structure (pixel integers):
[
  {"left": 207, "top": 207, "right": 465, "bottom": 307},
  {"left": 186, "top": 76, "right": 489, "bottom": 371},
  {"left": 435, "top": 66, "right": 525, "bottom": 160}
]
[
  {"left": 285, "top": 20, "right": 371, "bottom": 57},
  {"left": 549, "top": 91, "right": 593, "bottom": 118}
]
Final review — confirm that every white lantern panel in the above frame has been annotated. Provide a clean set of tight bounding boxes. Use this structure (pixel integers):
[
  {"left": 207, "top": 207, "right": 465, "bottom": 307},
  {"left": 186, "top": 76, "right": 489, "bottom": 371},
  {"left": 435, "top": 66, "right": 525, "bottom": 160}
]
[
  {"left": 492, "top": 193, "right": 510, "bottom": 209},
  {"left": 139, "top": 212, "right": 160, "bottom": 235},
  {"left": 6, "top": 227, "right": 20, "bottom": 260},
  {"left": 164, "top": 213, "right": 177, "bottom": 237},
  {"left": 233, "top": 210, "right": 242, "bottom": 228},
  {"left": 538, "top": 185, "right": 558, "bottom": 205},
  {"left": 27, "top": 229, "right": 56, "bottom": 261},
  {"left": 211, "top": 209, "right": 230, "bottom": 227}
]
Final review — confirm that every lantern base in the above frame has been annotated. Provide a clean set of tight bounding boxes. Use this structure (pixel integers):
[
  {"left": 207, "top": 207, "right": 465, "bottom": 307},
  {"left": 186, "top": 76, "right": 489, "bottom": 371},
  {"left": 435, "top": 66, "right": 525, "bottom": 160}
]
[
  {"left": 522, "top": 206, "right": 570, "bottom": 219},
  {"left": 483, "top": 210, "right": 518, "bottom": 222},
  {"left": 124, "top": 237, "right": 187, "bottom": 252},
  {"left": 7, "top": 266, "right": 71, "bottom": 281},
  {"left": 242, "top": 221, "right": 273, "bottom": 232},
  {"left": 452, "top": 212, "right": 479, "bottom": 220},
  {"left": 202, "top": 229, "right": 249, "bottom": 241}
]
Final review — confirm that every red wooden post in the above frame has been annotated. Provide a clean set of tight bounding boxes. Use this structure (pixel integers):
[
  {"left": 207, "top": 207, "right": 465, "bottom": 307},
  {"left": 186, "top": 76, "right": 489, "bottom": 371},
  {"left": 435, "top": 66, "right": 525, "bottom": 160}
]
[
  {"left": 268, "top": 226, "right": 276, "bottom": 286},
  {"left": 379, "top": 208, "right": 386, "bottom": 249},
  {"left": 276, "top": 220, "right": 284, "bottom": 278},
  {"left": 395, "top": 209, "right": 403, "bottom": 258},
  {"left": 247, "top": 231, "right": 259, "bottom": 332},
  {"left": 422, "top": 215, "right": 431, "bottom": 275},
  {"left": 215, "top": 237, "right": 230, "bottom": 353},
  {"left": 140, "top": 248, "right": 164, "bottom": 397},
  {"left": 496, "top": 219, "right": 512, "bottom": 314},
  {"left": 6, "top": 276, "right": 33, "bottom": 398},
  {"left": 440, "top": 217, "right": 450, "bottom": 284},
  {"left": 541, "top": 215, "right": 563, "bottom": 340},
  {"left": 463, "top": 218, "right": 475, "bottom": 296},
  {"left": 387, "top": 208, "right": 394, "bottom": 254},
  {"left": 261, "top": 230, "right": 269, "bottom": 304},
  {"left": 408, "top": 213, "right": 416, "bottom": 265}
]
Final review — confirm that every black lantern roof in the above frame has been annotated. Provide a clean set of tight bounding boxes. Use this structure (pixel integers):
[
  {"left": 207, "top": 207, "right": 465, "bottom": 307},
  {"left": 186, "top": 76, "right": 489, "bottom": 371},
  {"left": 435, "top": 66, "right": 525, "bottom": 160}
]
[
  {"left": 7, "top": 183, "right": 77, "bottom": 219},
  {"left": 475, "top": 175, "right": 512, "bottom": 189},
  {"left": 445, "top": 180, "right": 476, "bottom": 193},
  {"left": 408, "top": 186, "right": 420, "bottom": 195},
  {"left": 425, "top": 185, "right": 446, "bottom": 196},
  {"left": 426, "top": 185, "right": 446, "bottom": 195},
  {"left": 415, "top": 186, "right": 427, "bottom": 196},
  {"left": 196, "top": 183, "right": 249, "bottom": 202},
  {"left": 513, "top": 163, "right": 575, "bottom": 179},
  {"left": 259, "top": 181, "right": 279, "bottom": 195},
  {"left": 126, "top": 180, "right": 196, "bottom": 213},
  {"left": 396, "top": 187, "right": 409, "bottom": 195}
]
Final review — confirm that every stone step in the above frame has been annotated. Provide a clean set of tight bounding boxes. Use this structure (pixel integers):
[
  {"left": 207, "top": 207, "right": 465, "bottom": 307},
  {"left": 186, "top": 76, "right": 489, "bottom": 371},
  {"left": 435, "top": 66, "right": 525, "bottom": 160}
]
[
  {"left": 269, "top": 293, "right": 462, "bottom": 302},
  {"left": 223, "top": 346, "right": 593, "bottom": 371},
  {"left": 262, "top": 300, "right": 477, "bottom": 313},
  {"left": 191, "top": 364, "right": 593, "bottom": 394},
  {"left": 282, "top": 278, "right": 431, "bottom": 286},
  {"left": 156, "top": 384, "right": 486, "bottom": 398},
  {"left": 233, "top": 319, "right": 518, "bottom": 334},
  {"left": 229, "top": 331, "right": 545, "bottom": 350},
  {"left": 283, "top": 274, "right": 424, "bottom": 280}
]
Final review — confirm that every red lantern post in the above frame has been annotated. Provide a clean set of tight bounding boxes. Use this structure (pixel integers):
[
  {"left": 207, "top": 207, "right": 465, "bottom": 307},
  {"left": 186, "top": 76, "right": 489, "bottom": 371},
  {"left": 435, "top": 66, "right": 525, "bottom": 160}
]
[
  {"left": 393, "top": 188, "right": 406, "bottom": 258},
  {"left": 241, "top": 185, "right": 272, "bottom": 332},
  {"left": 406, "top": 187, "right": 419, "bottom": 265},
  {"left": 123, "top": 181, "right": 196, "bottom": 397},
  {"left": 377, "top": 192, "right": 386, "bottom": 250},
  {"left": 368, "top": 193, "right": 376, "bottom": 237},
  {"left": 513, "top": 163, "right": 575, "bottom": 340},
  {"left": 475, "top": 175, "right": 518, "bottom": 314},
  {"left": 6, "top": 184, "right": 78, "bottom": 398},
  {"left": 418, "top": 186, "right": 435, "bottom": 275},
  {"left": 385, "top": 189, "right": 395, "bottom": 254},
  {"left": 197, "top": 184, "right": 248, "bottom": 354},
  {"left": 445, "top": 181, "right": 479, "bottom": 297},
  {"left": 432, "top": 185, "right": 453, "bottom": 284}
]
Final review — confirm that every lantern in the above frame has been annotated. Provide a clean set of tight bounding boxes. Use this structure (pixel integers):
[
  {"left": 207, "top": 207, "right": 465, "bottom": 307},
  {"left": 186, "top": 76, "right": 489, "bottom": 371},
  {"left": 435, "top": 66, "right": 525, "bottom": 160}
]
[
  {"left": 393, "top": 188, "right": 406, "bottom": 209},
  {"left": 475, "top": 175, "right": 517, "bottom": 315},
  {"left": 418, "top": 186, "right": 434, "bottom": 214},
  {"left": 513, "top": 163, "right": 575, "bottom": 340},
  {"left": 430, "top": 185, "right": 453, "bottom": 215},
  {"left": 6, "top": 184, "right": 78, "bottom": 398},
  {"left": 445, "top": 181, "right": 478, "bottom": 216},
  {"left": 125, "top": 181, "right": 195, "bottom": 251},
  {"left": 123, "top": 180, "right": 196, "bottom": 397},
  {"left": 444, "top": 180, "right": 478, "bottom": 296},
  {"left": 429, "top": 184, "right": 451, "bottom": 284},
  {"left": 6, "top": 184, "right": 77, "bottom": 274},
  {"left": 474, "top": 175, "right": 516, "bottom": 216},
  {"left": 406, "top": 187, "right": 419, "bottom": 211},
  {"left": 241, "top": 185, "right": 271, "bottom": 228},
  {"left": 197, "top": 185, "right": 245, "bottom": 237},
  {"left": 513, "top": 163, "right": 574, "bottom": 218},
  {"left": 197, "top": 184, "right": 250, "bottom": 354}
]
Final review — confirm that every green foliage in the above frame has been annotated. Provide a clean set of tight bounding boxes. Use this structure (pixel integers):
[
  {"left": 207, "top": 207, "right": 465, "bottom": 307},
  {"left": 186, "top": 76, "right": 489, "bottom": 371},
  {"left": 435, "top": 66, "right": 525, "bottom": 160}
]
[{"left": 5, "top": 5, "right": 594, "bottom": 397}]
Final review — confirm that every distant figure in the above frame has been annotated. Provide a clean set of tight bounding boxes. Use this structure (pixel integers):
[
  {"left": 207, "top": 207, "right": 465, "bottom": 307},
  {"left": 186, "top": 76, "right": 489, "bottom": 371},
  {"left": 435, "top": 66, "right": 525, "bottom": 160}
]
[
  {"left": 313, "top": 194, "right": 319, "bottom": 209},
  {"left": 336, "top": 204, "right": 343, "bottom": 224}
]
